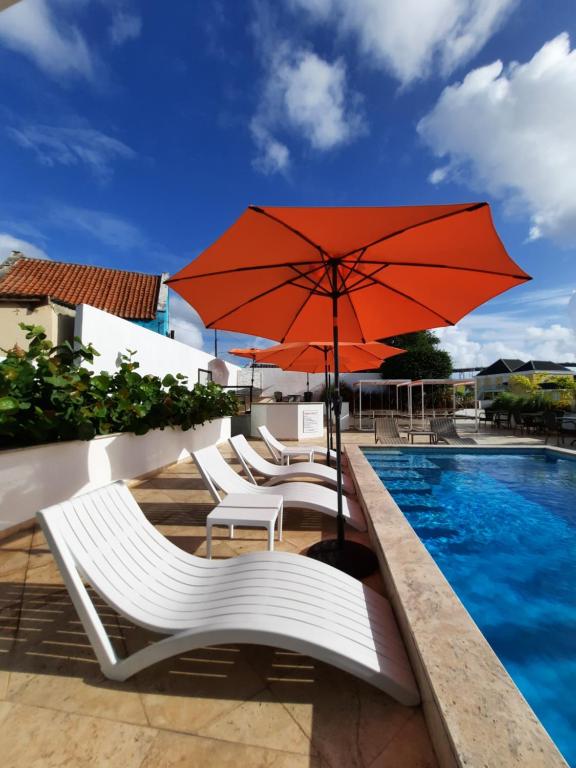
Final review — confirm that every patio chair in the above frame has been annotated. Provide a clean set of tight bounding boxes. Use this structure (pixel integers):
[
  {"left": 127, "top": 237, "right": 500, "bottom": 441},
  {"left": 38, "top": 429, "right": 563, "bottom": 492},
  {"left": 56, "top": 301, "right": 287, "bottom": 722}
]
[
  {"left": 429, "top": 417, "right": 476, "bottom": 446},
  {"left": 229, "top": 434, "right": 355, "bottom": 494},
  {"left": 258, "top": 425, "right": 341, "bottom": 465},
  {"left": 192, "top": 445, "right": 366, "bottom": 531},
  {"left": 37, "top": 481, "right": 419, "bottom": 704},
  {"left": 374, "top": 416, "right": 407, "bottom": 445}
]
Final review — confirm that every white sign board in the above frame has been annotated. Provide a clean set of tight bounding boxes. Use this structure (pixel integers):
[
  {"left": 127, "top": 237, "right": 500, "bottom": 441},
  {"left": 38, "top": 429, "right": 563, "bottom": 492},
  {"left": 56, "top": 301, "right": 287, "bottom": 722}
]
[{"left": 302, "top": 408, "right": 322, "bottom": 435}]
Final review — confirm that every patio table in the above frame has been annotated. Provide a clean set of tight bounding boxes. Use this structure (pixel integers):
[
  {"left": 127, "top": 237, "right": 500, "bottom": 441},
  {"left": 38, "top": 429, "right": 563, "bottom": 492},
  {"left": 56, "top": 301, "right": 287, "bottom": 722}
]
[
  {"left": 407, "top": 429, "right": 438, "bottom": 444},
  {"left": 206, "top": 493, "right": 283, "bottom": 558}
]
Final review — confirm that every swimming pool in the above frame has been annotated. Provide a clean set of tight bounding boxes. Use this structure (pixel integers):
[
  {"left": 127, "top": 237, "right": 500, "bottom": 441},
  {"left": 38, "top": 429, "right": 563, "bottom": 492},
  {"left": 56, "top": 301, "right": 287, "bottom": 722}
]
[{"left": 363, "top": 447, "right": 576, "bottom": 767}]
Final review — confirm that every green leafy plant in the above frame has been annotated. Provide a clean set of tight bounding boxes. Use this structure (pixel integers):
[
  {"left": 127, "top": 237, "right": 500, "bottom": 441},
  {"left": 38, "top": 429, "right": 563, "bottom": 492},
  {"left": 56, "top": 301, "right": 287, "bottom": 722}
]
[{"left": 0, "top": 324, "right": 238, "bottom": 449}]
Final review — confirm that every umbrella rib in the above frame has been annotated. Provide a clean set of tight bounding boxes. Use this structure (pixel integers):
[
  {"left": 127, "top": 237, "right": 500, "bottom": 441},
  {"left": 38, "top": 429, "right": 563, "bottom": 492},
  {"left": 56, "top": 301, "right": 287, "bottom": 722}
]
[
  {"left": 344, "top": 290, "right": 368, "bottom": 343},
  {"left": 341, "top": 247, "right": 367, "bottom": 290},
  {"left": 279, "top": 267, "right": 331, "bottom": 343},
  {"left": 343, "top": 263, "right": 456, "bottom": 326},
  {"left": 341, "top": 261, "right": 386, "bottom": 293},
  {"left": 348, "top": 259, "right": 531, "bottom": 280},
  {"left": 204, "top": 265, "right": 330, "bottom": 328},
  {"left": 342, "top": 202, "right": 487, "bottom": 258},
  {"left": 249, "top": 206, "right": 328, "bottom": 260},
  {"left": 166, "top": 261, "right": 325, "bottom": 284}
]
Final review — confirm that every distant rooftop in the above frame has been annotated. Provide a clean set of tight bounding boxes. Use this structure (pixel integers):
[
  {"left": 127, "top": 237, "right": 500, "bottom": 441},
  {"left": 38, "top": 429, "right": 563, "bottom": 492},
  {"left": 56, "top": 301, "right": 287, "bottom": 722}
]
[
  {"left": 477, "top": 358, "right": 525, "bottom": 377},
  {"left": 0, "top": 255, "right": 162, "bottom": 320},
  {"left": 513, "top": 360, "right": 573, "bottom": 373}
]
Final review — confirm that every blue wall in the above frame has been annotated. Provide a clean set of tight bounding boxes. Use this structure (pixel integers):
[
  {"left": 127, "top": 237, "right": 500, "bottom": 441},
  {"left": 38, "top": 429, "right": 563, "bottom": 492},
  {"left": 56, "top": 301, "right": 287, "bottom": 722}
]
[{"left": 131, "top": 290, "right": 170, "bottom": 336}]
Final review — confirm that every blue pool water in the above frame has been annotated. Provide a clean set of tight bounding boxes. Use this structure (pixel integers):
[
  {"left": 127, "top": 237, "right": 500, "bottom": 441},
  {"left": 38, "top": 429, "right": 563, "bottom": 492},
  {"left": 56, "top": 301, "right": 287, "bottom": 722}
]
[{"left": 363, "top": 448, "right": 576, "bottom": 765}]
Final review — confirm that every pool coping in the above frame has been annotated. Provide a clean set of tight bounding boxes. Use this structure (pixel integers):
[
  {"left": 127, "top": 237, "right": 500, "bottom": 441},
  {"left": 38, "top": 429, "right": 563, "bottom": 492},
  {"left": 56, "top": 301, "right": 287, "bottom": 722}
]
[{"left": 345, "top": 444, "right": 570, "bottom": 768}]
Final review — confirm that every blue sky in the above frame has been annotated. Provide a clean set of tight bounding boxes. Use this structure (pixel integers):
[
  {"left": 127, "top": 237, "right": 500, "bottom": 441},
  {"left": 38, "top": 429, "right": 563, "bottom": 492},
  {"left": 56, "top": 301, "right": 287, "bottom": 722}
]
[{"left": 0, "top": 0, "right": 575, "bottom": 367}]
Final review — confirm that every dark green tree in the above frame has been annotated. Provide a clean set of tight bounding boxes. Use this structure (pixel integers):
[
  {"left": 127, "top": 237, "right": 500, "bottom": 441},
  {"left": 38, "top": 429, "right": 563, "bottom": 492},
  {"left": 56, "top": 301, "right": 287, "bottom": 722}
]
[{"left": 379, "top": 331, "right": 452, "bottom": 380}]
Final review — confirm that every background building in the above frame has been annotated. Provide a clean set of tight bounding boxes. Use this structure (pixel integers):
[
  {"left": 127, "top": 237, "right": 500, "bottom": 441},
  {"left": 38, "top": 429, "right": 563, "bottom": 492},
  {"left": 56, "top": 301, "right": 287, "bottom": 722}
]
[{"left": 0, "top": 252, "right": 169, "bottom": 350}]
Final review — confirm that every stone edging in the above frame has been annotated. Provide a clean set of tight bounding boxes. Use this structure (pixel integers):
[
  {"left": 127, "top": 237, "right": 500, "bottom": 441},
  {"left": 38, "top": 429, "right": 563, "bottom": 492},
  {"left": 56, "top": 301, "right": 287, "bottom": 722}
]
[{"left": 345, "top": 444, "right": 568, "bottom": 768}]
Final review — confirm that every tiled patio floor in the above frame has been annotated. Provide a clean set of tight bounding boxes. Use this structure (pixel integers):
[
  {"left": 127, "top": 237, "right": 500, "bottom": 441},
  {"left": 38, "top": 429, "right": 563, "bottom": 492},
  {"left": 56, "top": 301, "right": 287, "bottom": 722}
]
[{"left": 0, "top": 438, "right": 442, "bottom": 768}]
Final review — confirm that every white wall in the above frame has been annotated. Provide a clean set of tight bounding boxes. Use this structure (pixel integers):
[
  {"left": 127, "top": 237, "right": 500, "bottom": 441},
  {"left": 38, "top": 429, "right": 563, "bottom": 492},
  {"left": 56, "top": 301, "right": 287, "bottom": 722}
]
[
  {"left": 0, "top": 419, "right": 230, "bottom": 531},
  {"left": 246, "top": 367, "right": 383, "bottom": 400},
  {"left": 250, "top": 402, "right": 325, "bottom": 440},
  {"left": 76, "top": 304, "right": 239, "bottom": 386}
]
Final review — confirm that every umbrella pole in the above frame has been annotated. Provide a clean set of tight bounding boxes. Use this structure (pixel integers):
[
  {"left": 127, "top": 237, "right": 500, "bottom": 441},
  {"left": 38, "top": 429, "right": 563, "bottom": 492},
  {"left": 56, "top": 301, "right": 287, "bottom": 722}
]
[
  {"left": 324, "top": 352, "right": 330, "bottom": 465},
  {"left": 250, "top": 361, "right": 254, "bottom": 411},
  {"left": 330, "top": 285, "right": 345, "bottom": 548},
  {"left": 307, "top": 263, "right": 378, "bottom": 579}
]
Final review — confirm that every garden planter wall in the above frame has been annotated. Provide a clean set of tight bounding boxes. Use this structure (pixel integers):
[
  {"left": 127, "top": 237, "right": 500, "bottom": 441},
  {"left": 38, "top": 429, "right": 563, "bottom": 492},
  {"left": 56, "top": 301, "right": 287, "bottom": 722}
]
[{"left": 0, "top": 418, "right": 231, "bottom": 533}]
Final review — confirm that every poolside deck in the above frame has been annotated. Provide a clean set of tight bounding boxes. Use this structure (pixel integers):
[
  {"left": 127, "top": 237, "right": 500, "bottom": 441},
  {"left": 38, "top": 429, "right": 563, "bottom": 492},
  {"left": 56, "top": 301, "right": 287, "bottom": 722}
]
[{"left": 0, "top": 437, "right": 443, "bottom": 768}]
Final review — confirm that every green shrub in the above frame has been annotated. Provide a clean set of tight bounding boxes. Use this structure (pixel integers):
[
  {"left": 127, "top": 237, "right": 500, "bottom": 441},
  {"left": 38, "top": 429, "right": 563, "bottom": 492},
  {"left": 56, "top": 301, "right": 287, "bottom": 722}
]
[
  {"left": 0, "top": 324, "right": 238, "bottom": 449},
  {"left": 491, "top": 391, "right": 565, "bottom": 415}
]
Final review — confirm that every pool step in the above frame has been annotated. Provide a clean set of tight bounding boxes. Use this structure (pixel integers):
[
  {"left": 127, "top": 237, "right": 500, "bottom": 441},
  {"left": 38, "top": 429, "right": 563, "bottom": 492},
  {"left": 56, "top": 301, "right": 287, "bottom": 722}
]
[
  {"left": 393, "top": 494, "right": 441, "bottom": 510},
  {"left": 369, "top": 458, "right": 440, "bottom": 470},
  {"left": 383, "top": 479, "right": 431, "bottom": 492},
  {"left": 376, "top": 469, "right": 422, "bottom": 479}
]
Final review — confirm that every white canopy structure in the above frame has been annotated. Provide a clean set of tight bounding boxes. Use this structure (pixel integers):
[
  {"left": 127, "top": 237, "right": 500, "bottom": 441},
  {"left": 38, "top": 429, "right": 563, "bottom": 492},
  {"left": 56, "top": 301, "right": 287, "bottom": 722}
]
[
  {"left": 353, "top": 379, "right": 411, "bottom": 431},
  {"left": 397, "top": 379, "right": 478, "bottom": 430}
]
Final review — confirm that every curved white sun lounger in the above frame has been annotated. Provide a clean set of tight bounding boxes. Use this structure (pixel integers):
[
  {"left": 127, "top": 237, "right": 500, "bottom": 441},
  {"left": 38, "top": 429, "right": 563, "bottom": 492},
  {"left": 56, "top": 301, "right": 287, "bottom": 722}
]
[
  {"left": 192, "top": 446, "right": 366, "bottom": 532},
  {"left": 37, "top": 481, "right": 420, "bottom": 705},
  {"left": 258, "top": 425, "right": 342, "bottom": 465},
  {"left": 229, "top": 434, "right": 355, "bottom": 495}
]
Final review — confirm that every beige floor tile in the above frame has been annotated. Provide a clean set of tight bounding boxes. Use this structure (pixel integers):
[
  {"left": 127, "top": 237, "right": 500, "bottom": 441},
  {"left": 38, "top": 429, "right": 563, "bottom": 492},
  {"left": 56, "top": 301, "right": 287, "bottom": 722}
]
[
  {"left": 0, "top": 699, "right": 13, "bottom": 726},
  {"left": 367, "top": 710, "right": 438, "bottom": 768},
  {"left": 268, "top": 659, "right": 414, "bottom": 768},
  {"left": 7, "top": 668, "right": 150, "bottom": 726},
  {"left": 0, "top": 528, "right": 34, "bottom": 552},
  {"left": 0, "top": 702, "right": 156, "bottom": 768},
  {"left": 24, "top": 557, "right": 64, "bottom": 585},
  {"left": 140, "top": 729, "right": 324, "bottom": 768},
  {"left": 0, "top": 670, "right": 10, "bottom": 700},
  {"left": 0, "top": 546, "right": 30, "bottom": 582},
  {"left": 135, "top": 645, "right": 269, "bottom": 734},
  {"left": 198, "top": 689, "right": 312, "bottom": 755}
]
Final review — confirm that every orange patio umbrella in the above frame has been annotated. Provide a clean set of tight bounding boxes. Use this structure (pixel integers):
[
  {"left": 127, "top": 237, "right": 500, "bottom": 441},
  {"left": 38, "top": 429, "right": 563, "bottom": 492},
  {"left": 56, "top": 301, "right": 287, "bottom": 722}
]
[
  {"left": 254, "top": 341, "right": 406, "bottom": 462},
  {"left": 167, "top": 204, "right": 530, "bottom": 574},
  {"left": 254, "top": 341, "right": 405, "bottom": 373}
]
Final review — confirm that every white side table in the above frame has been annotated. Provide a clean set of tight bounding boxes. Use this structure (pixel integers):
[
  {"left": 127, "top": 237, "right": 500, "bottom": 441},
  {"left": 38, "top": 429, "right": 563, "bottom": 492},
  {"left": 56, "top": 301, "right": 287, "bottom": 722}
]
[
  {"left": 279, "top": 447, "right": 314, "bottom": 465},
  {"left": 206, "top": 494, "right": 283, "bottom": 559}
]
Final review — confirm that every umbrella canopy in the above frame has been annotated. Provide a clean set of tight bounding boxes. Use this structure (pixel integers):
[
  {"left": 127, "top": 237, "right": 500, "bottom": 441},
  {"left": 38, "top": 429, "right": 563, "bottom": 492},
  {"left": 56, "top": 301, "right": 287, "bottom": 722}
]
[
  {"left": 167, "top": 204, "right": 530, "bottom": 575},
  {"left": 167, "top": 204, "right": 530, "bottom": 342},
  {"left": 253, "top": 341, "right": 405, "bottom": 373},
  {"left": 229, "top": 347, "right": 261, "bottom": 361}
]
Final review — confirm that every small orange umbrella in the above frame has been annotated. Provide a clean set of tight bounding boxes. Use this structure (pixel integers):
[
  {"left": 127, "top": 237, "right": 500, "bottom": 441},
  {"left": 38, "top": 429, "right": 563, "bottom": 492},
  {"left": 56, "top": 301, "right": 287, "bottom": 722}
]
[
  {"left": 254, "top": 341, "right": 405, "bottom": 373},
  {"left": 167, "top": 204, "right": 530, "bottom": 574},
  {"left": 254, "top": 341, "right": 406, "bottom": 462}
]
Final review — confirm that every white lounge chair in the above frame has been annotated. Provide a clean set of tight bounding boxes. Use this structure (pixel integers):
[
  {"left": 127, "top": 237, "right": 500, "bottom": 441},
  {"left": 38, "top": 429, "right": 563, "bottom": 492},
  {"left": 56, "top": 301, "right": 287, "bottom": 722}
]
[
  {"left": 37, "top": 481, "right": 420, "bottom": 705},
  {"left": 258, "top": 425, "right": 341, "bottom": 465},
  {"left": 192, "top": 446, "right": 366, "bottom": 532},
  {"left": 229, "top": 434, "right": 355, "bottom": 495}
]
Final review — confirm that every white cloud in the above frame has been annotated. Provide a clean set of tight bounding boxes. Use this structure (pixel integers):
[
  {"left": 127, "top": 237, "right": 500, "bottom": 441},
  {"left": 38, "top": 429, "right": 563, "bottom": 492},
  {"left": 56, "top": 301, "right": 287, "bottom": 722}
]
[
  {"left": 251, "top": 41, "right": 364, "bottom": 172},
  {"left": 50, "top": 205, "right": 145, "bottom": 251},
  {"left": 436, "top": 316, "right": 576, "bottom": 368},
  {"left": 276, "top": 50, "right": 362, "bottom": 150},
  {"left": 109, "top": 11, "right": 141, "bottom": 46},
  {"left": 418, "top": 33, "right": 576, "bottom": 245},
  {"left": 250, "top": 121, "right": 290, "bottom": 174},
  {"left": 0, "top": 232, "right": 49, "bottom": 262},
  {"left": 7, "top": 124, "right": 135, "bottom": 182},
  {"left": 289, "top": 0, "right": 517, "bottom": 85},
  {"left": 0, "top": 0, "right": 94, "bottom": 79},
  {"left": 169, "top": 294, "right": 205, "bottom": 350}
]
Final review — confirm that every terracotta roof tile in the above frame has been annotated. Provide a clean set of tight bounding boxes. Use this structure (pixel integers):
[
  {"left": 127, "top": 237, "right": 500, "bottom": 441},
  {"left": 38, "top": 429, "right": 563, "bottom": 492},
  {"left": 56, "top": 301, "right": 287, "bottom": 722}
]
[{"left": 0, "top": 258, "right": 161, "bottom": 320}]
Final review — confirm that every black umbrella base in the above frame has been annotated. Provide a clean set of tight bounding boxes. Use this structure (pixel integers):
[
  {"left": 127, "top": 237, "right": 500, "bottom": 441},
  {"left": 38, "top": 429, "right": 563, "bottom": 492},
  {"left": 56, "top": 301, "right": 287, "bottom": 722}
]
[{"left": 306, "top": 539, "right": 379, "bottom": 580}]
